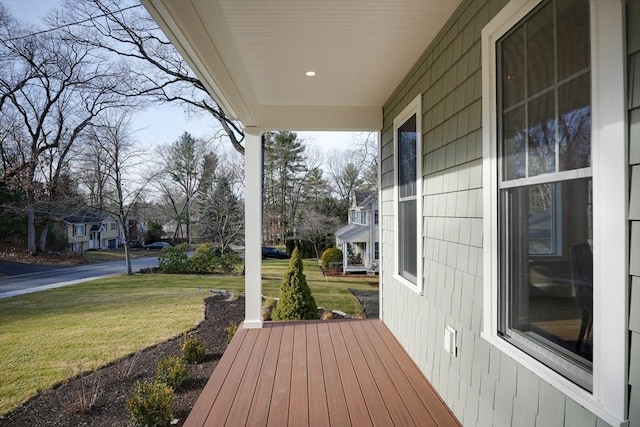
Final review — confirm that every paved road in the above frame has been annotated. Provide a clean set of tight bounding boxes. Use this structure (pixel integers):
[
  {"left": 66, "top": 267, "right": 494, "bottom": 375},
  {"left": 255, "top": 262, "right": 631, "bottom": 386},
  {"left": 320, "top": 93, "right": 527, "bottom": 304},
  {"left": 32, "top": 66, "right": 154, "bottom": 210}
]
[
  {"left": 0, "top": 256, "right": 160, "bottom": 299},
  {"left": 0, "top": 260, "right": 65, "bottom": 277}
]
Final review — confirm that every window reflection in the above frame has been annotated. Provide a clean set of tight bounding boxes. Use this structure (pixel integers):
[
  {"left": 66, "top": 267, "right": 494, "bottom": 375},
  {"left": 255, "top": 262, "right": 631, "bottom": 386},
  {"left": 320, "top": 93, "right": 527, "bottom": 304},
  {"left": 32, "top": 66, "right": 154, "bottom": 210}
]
[{"left": 503, "top": 178, "right": 593, "bottom": 369}]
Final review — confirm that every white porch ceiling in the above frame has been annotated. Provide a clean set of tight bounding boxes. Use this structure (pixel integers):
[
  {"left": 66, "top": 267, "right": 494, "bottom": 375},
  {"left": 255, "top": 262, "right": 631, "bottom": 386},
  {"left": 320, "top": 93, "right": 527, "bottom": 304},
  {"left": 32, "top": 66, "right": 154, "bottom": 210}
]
[{"left": 142, "top": 0, "right": 462, "bottom": 130}]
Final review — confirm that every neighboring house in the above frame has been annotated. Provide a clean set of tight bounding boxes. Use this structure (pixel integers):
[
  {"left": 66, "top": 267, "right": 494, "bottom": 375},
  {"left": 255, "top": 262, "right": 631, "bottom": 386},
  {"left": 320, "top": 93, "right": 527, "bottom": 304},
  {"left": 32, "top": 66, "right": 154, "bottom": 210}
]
[
  {"left": 143, "top": 0, "right": 637, "bottom": 425},
  {"left": 65, "top": 211, "right": 121, "bottom": 253},
  {"left": 125, "top": 218, "right": 147, "bottom": 247},
  {"left": 335, "top": 190, "right": 379, "bottom": 274}
]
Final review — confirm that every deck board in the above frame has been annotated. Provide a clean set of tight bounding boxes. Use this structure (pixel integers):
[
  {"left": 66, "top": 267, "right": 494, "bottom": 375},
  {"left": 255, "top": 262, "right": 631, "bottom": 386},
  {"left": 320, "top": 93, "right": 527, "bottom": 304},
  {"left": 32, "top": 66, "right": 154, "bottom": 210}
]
[
  {"left": 184, "top": 319, "right": 461, "bottom": 427},
  {"left": 306, "top": 323, "right": 330, "bottom": 427},
  {"left": 327, "top": 322, "right": 372, "bottom": 426},
  {"left": 338, "top": 322, "right": 397, "bottom": 427},
  {"left": 289, "top": 323, "right": 309, "bottom": 426},
  {"left": 245, "top": 325, "right": 281, "bottom": 425},
  {"left": 266, "top": 324, "right": 294, "bottom": 427},
  {"left": 316, "top": 323, "right": 351, "bottom": 427},
  {"left": 363, "top": 320, "right": 460, "bottom": 427},
  {"left": 224, "top": 327, "right": 271, "bottom": 426}
]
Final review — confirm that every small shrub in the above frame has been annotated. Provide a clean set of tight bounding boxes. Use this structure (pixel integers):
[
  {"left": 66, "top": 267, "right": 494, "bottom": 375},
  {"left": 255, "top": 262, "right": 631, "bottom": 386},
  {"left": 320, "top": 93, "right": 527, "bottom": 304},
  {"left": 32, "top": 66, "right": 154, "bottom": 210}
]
[
  {"left": 217, "top": 250, "right": 242, "bottom": 274},
  {"left": 157, "top": 243, "right": 189, "bottom": 273},
  {"left": 67, "top": 365, "right": 101, "bottom": 413},
  {"left": 321, "top": 247, "right": 343, "bottom": 267},
  {"left": 115, "top": 351, "right": 141, "bottom": 380},
  {"left": 320, "top": 310, "right": 334, "bottom": 320},
  {"left": 181, "top": 333, "right": 206, "bottom": 364},
  {"left": 226, "top": 321, "right": 239, "bottom": 344},
  {"left": 127, "top": 381, "right": 174, "bottom": 427},
  {"left": 155, "top": 356, "right": 188, "bottom": 390},
  {"left": 272, "top": 247, "right": 318, "bottom": 320},
  {"left": 262, "top": 298, "right": 277, "bottom": 321}
]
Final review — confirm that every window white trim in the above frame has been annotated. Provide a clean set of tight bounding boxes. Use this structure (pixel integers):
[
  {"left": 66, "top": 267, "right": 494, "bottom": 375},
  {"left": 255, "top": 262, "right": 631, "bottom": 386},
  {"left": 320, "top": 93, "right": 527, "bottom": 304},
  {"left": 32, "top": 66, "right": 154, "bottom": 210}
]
[
  {"left": 393, "top": 94, "right": 423, "bottom": 294},
  {"left": 73, "top": 224, "right": 86, "bottom": 237},
  {"left": 481, "top": 1, "right": 628, "bottom": 425}
]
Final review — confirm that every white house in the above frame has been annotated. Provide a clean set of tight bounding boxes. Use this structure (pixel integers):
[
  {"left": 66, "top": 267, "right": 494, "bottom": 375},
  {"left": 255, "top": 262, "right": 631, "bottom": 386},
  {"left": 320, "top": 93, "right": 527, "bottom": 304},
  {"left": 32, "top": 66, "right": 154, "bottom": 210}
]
[
  {"left": 64, "top": 210, "right": 120, "bottom": 253},
  {"left": 335, "top": 190, "right": 379, "bottom": 274},
  {"left": 142, "top": 0, "right": 637, "bottom": 425}
]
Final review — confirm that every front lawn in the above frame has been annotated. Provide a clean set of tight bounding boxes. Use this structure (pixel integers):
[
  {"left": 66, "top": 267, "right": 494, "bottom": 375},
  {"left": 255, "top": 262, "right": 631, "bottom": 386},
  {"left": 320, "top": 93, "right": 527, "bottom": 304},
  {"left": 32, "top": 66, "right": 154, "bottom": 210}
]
[{"left": 0, "top": 259, "right": 376, "bottom": 416}]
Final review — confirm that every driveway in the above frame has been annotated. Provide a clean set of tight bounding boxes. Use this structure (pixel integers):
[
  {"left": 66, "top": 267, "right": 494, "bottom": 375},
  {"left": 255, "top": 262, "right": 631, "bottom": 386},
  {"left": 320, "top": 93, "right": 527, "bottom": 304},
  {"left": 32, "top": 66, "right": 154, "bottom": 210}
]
[{"left": 0, "top": 256, "right": 160, "bottom": 299}]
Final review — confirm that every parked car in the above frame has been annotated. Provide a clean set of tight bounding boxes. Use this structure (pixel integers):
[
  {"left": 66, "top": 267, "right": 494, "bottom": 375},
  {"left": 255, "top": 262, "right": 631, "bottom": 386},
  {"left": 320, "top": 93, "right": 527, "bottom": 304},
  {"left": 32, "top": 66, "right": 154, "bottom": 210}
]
[
  {"left": 261, "top": 246, "right": 290, "bottom": 259},
  {"left": 144, "top": 242, "right": 171, "bottom": 250}
]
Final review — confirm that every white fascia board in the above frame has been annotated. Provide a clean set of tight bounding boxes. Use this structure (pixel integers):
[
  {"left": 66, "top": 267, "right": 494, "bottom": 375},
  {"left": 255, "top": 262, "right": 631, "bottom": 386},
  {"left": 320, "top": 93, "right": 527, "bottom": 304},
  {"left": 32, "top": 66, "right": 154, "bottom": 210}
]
[
  {"left": 259, "top": 105, "right": 382, "bottom": 131},
  {"left": 141, "top": 0, "right": 260, "bottom": 126}
]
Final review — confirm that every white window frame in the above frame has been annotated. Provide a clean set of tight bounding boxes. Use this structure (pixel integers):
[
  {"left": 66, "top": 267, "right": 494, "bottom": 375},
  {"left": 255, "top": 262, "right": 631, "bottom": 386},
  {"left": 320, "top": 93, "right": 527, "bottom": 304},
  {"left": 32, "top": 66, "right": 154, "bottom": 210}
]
[
  {"left": 481, "top": 1, "right": 627, "bottom": 425},
  {"left": 73, "top": 224, "right": 85, "bottom": 237},
  {"left": 393, "top": 94, "right": 423, "bottom": 294}
]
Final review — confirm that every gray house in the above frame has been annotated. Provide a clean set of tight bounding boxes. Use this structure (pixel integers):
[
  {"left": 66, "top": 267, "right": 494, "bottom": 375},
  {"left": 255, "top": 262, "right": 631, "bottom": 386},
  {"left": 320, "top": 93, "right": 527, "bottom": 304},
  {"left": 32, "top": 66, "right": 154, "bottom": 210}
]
[{"left": 143, "top": 0, "right": 637, "bottom": 425}]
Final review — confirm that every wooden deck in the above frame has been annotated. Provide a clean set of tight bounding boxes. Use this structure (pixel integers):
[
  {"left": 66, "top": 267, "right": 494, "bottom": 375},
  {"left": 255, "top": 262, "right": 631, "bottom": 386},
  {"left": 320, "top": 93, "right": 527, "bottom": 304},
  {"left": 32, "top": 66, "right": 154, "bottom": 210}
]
[{"left": 185, "top": 319, "right": 460, "bottom": 427}]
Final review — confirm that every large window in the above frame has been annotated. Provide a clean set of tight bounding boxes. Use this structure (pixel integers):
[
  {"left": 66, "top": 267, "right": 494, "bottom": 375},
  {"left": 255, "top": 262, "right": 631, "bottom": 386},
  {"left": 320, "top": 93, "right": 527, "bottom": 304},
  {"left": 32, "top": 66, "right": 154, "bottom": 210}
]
[
  {"left": 394, "top": 95, "right": 422, "bottom": 292},
  {"left": 497, "top": 0, "right": 593, "bottom": 389},
  {"left": 482, "top": 0, "right": 627, "bottom": 423}
]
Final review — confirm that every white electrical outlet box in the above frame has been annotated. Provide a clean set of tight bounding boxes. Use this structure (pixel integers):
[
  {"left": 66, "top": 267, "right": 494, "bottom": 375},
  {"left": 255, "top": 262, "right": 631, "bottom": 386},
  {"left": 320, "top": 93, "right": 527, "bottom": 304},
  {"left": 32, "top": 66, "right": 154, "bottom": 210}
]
[{"left": 444, "top": 325, "right": 457, "bottom": 356}]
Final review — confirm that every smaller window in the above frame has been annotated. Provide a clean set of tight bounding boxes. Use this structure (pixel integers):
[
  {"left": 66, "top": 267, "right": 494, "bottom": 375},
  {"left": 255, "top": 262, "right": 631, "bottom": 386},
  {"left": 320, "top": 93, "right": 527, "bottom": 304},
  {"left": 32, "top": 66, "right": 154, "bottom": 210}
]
[
  {"left": 73, "top": 224, "right": 85, "bottom": 237},
  {"left": 111, "top": 222, "right": 117, "bottom": 231},
  {"left": 393, "top": 94, "right": 422, "bottom": 292},
  {"left": 374, "top": 242, "right": 379, "bottom": 260},
  {"left": 374, "top": 211, "right": 379, "bottom": 225}
]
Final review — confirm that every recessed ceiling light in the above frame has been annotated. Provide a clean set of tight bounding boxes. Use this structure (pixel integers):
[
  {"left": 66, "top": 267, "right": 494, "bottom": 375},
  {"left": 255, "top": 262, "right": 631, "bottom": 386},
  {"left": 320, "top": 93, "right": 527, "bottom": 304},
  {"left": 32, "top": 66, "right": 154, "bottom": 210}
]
[{"left": 305, "top": 71, "right": 316, "bottom": 77}]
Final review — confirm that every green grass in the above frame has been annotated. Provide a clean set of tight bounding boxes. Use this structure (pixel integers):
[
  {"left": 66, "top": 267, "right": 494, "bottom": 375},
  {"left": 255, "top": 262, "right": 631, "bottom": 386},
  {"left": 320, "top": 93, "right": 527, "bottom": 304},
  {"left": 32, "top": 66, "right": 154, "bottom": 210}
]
[{"left": 0, "top": 259, "right": 376, "bottom": 415}]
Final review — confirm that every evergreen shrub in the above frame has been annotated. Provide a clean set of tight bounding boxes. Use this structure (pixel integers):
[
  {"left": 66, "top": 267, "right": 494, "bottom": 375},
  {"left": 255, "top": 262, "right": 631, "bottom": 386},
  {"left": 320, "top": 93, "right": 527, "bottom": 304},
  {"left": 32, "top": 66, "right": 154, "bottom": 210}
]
[
  {"left": 217, "top": 250, "right": 242, "bottom": 274},
  {"left": 157, "top": 243, "right": 189, "bottom": 273},
  {"left": 126, "top": 381, "right": 174, "bottom": 427},
  {"left": 272, "top": 247, "right": 318, "bottom": 320},
  {"left": 321, "top": 247, "right": 343, "bottom": 267},
  {"left": 189, "top": 243, "right": 217, "bottom": 273},
  {"left": 154, "top": 356, "right": 188, "bottom": 390},
  {"left": 181, "top": 333, "right": 205, "bottom": 364}
]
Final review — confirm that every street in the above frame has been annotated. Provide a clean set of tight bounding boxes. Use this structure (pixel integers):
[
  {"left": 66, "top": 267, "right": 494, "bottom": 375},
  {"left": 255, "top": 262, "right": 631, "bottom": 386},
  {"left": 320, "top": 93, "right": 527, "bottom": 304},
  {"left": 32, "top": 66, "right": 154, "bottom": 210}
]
[{"left": 0, "top": 256, "right": 160, "bottom": 299}]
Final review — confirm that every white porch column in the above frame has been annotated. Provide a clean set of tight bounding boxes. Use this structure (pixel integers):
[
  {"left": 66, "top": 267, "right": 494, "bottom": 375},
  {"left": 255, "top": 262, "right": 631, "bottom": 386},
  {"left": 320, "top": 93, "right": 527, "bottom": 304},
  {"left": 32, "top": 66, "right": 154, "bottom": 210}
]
[{"left": 243, "top": 127, "right": 263, "bottom": 329}]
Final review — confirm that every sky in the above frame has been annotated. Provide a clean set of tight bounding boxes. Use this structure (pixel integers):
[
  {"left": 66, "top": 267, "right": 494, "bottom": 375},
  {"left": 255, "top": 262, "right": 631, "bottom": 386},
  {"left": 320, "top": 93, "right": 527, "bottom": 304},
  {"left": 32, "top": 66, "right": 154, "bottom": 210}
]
[{"left": 5, "top": 0, "right": 361, "bottom": 157}]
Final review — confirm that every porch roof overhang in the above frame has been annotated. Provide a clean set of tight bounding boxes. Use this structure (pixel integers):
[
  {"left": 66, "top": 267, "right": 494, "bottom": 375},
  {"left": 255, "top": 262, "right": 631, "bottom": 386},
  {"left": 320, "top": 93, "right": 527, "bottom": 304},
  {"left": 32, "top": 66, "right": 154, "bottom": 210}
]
[
  {"left": 336, "top": 223, "right": 369, "bottom": 243},
  {"left": 140, "top": 0, "right": 462, "bottom": 131}
]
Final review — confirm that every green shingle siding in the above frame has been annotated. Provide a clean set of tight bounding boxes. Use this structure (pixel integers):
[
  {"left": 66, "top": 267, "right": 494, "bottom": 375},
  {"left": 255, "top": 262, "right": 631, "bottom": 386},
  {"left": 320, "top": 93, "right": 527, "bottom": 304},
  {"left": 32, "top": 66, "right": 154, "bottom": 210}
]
[{"left": 380, "top": 0, "right": 626, "bottom": 425}]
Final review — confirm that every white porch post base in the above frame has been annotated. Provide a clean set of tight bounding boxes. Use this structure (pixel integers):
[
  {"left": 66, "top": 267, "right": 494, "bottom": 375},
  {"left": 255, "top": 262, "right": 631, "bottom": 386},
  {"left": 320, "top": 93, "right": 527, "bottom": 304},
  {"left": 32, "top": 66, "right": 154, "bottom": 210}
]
[{"left": 244, "top": 128, "right": 263, "bottom": 329}]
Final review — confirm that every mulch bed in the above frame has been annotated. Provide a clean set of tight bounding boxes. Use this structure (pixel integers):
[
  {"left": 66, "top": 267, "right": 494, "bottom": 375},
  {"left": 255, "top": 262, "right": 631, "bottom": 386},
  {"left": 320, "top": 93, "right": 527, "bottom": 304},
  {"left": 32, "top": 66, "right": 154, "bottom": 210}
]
[
  {"left": 348, "top": 288, "right": 379, "bottom": 319},
  {"left": 0, "top": 292, "right": 245, "bottom": 427}
]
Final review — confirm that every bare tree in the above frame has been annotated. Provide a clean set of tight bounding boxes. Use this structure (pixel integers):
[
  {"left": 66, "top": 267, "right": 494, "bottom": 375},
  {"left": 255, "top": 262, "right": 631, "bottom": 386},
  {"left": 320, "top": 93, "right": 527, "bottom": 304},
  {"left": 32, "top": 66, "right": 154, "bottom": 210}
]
[
  {"left": 85, "top": 112, "right": 153, "bottom": 274},
  {"left": 54, "top": 0, "right": 245, "bottom": 154},
  {"left": 75, "top": 133, "right": 114, "bottom": 211},
  {"left": 0, "top": 19, "right": 129, "bottom": 254},
  {"left": 325, "top": 132, "right": 378, "bottom": 220},
  {"left": 295, "top": 210, "right": 341, "bottom": 259}
]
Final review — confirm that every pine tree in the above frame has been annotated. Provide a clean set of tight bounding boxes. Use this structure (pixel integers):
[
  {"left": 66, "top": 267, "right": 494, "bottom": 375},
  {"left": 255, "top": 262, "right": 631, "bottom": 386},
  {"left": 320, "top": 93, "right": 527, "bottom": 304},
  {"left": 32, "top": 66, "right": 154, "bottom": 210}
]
[{"left": 272, "top": 247, "right": 318, "bottom": 320}]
